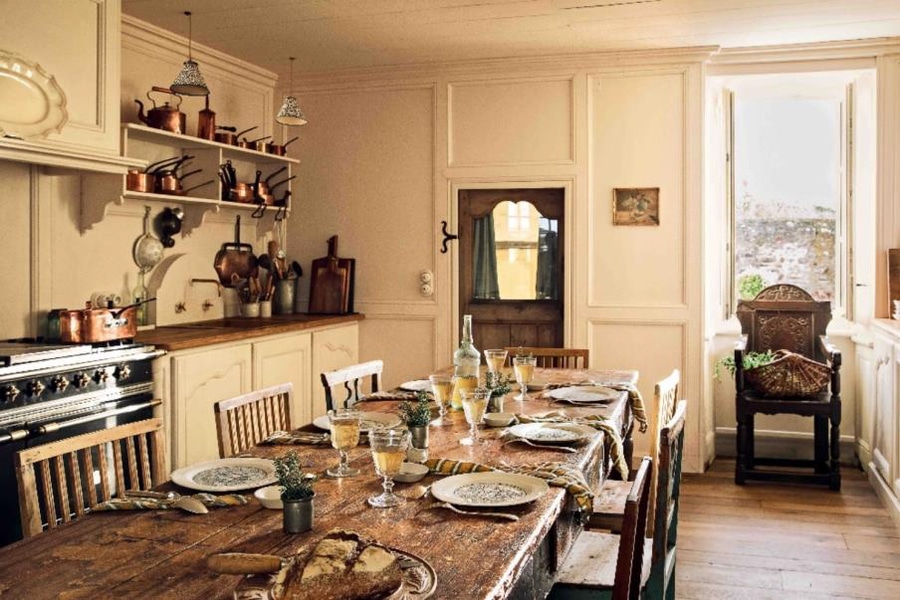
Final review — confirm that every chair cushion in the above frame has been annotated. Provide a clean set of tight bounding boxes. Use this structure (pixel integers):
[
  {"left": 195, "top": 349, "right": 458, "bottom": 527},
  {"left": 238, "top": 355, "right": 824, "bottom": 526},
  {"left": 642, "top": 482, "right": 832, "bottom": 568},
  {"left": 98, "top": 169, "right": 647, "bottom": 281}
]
[{"left": 555, "top": 531, "right": 620, "bottom": 588}]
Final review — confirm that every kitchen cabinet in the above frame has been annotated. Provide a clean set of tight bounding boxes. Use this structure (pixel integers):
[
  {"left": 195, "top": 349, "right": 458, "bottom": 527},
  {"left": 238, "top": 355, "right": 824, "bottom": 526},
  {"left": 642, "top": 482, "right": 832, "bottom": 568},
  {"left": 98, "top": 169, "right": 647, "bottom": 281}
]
[
  {"left": 82, "top": 124, "right": 298, "bottom": 234},
  {"left": 867, "top": 321, "right": 900, "bottom": 525},
  {"left": 311, "top": 323, "right": 360, "bottom": 417},
  {"left": 253, "top": 332, "right": 313, "bottom": 428},
  {"left": 854, "top": 338, "right": 876, "bottom": 468},
  {"left": 0, "top": 0, "right": 136, "bottom": 173}
]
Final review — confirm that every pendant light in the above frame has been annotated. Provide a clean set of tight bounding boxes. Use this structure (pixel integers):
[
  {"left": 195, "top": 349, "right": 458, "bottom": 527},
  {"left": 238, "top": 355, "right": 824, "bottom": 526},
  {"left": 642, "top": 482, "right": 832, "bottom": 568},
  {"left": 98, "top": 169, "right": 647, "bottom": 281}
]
[
  {"left": 170, "top": 11, "right": 209, "bottom": 96},
  {"left": 276, "top": 57, "right": 307, "bottom": 126}
]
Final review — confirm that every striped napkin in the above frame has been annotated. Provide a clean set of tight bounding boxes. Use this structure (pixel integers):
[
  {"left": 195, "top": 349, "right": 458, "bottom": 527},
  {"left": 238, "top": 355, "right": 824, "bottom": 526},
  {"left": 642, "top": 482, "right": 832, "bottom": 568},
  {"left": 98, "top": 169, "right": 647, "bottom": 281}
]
[
  {"left": 515, "top": 412, "right": 629, "bottom": 480},
  {"left": 92, "top": 493, "right": 250, "bottom": 511},
  {"left": 545, "top": 381, "right": 647, "bottom": 433},
  {"left": 423, "top": 458, "right": 594, "bottom": 514},
  {"left": 361, "top": 390, "right": 421, "bottom": 402},
  {"left": 261, "top": 430, "right": 331, "bottom": 446}
]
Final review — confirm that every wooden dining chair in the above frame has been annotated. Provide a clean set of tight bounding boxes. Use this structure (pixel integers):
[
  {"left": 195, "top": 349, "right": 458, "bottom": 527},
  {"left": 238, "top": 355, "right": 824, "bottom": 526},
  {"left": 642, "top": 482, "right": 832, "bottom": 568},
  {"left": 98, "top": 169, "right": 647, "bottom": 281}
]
[
  {"left": 504, "top": 347, "right": 590, "bottom": 369},
  {"left": 550, "top": 456, "right": 653, "bottom": 600},
  {"left": 15, "top": 418, "right": 166, "bottom": 538},
  {"left": 555, "top": 401, "right": 686, "bottom": 600},
  {"left": 321, "top": 359, "right": 383, "bottom": 411},
  {"left": 588, "top": 369, "right": 679, "bottom": 534},
  {"left": 215, "top": 382, "right": 293, "bottom": 458}
]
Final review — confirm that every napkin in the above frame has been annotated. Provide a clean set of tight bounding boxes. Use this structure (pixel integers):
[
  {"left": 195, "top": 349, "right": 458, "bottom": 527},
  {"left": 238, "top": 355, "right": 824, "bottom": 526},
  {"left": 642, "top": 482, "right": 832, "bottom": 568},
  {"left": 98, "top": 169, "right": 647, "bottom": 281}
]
[
  {"left": 514, "top": 412, "right": 629, "bottom": 480},
  {"left": 423, "top": 458, "right": 594, "bottom": 515},
  {"left": 544, "top": 382, "right": 647, "bottom": 433},
  {"left": 92, "top": 493, "right": 250, "bottom": 512},
  {"left": 193, "top": 493, "right": 251, "bottom": 507},
  {"left": 261, "top": 430, "right": 331, "bottom": 446},
  {"left": 361, "top": 390, "right": 421, "bottom": 402}
]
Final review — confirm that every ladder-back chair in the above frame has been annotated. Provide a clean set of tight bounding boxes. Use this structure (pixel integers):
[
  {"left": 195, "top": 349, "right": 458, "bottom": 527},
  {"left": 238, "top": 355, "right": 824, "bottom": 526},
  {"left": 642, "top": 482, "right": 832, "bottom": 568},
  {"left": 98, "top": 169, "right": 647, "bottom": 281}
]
[
  {"left": 215, "top": 383, "right": 293, "bottom": 458},
  {"left": 505, "top": 347, "right": 589, "bottom": 369},
  {"left": 321, "top": 360, "right": 383, "bottom": 411}
]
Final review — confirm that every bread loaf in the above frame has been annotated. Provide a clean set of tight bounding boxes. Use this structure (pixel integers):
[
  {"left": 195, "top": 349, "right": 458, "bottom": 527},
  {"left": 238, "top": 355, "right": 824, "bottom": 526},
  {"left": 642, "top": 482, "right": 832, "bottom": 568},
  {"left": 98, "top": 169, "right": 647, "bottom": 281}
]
[{"left": 284, "top": 529, "right": 403, "bottom": 600}]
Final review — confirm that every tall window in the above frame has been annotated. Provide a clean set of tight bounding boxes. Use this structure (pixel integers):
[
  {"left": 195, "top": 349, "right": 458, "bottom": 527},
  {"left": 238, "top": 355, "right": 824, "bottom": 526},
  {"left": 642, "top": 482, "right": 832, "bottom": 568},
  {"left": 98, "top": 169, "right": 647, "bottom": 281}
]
[{"left": 728, "top": 77, "right": 849, "bottom": 313}]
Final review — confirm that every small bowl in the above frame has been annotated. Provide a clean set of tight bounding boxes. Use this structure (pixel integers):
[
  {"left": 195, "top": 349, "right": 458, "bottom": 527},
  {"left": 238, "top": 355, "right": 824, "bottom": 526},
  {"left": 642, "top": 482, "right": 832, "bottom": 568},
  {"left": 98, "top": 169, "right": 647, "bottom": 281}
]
[
  {"left": 527, "top": 381, "right": 548, "bottom": 392},
  {"left": 484, "top": 412, "right": 516, "bottom": 427},
  {"left": 394, "top": 462, "right": 429, "bottom": 483},
  {"left": 254, "top": 485, "right": 283, "bottom": 509}
]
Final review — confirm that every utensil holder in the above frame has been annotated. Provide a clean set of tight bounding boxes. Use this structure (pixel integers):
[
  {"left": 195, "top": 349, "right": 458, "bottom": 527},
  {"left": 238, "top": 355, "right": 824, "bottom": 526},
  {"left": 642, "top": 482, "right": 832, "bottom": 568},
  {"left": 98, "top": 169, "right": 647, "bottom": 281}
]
[
  {"left": 259, "top": 300, "right": 272, "bottom": 318},
  {"left": 242, "top": 302, "right": 260, "bottom": 318},
  {"left": 273, "top": 279, "right": 295, "bottom": 315}
]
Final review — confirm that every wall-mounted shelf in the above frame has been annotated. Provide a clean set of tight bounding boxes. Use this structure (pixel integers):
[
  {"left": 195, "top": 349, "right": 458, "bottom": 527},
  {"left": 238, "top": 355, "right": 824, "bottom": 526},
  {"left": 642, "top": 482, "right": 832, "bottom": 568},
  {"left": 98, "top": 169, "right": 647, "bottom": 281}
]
[{"left": 81, "top": 123, "right": 298, "bottom": 234}]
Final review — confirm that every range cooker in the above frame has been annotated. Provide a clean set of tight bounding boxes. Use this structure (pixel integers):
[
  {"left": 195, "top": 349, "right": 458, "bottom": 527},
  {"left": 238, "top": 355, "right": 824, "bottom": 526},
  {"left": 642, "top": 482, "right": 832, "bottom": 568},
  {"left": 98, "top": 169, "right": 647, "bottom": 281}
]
[{"left": 0, "top": 339, "right": 164, "bottom": 546}]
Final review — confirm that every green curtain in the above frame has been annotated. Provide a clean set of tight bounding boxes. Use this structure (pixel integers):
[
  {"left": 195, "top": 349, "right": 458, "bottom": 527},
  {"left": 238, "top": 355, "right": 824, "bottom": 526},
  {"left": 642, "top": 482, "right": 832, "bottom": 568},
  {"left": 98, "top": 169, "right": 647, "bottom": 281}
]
[
  {"left": 535, "top": 228, "right": 558, "bottom": 300},
  {"left": 473, "top": 214, "right": 500, "bottom": 299}
]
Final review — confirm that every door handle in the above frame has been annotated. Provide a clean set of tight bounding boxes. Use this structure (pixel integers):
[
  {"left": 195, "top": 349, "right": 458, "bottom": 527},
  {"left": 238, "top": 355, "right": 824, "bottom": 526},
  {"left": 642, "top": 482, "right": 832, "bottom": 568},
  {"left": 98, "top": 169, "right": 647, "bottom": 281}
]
[{"left": 440, "top": 220, "right": 458, "bottom": 254}]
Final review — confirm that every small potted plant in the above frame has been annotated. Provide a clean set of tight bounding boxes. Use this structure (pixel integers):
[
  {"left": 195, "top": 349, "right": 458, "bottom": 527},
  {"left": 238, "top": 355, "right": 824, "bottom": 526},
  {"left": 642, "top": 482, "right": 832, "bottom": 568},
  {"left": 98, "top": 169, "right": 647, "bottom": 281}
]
[
  {"left": 273, "top": 451, "right": 316, "bottom": 533},
  {"left": 484, "top": 370, "right": 512, "bottom": 413},
  {"left": 398, "top": 391, "right": 432, "bottom": 459}
]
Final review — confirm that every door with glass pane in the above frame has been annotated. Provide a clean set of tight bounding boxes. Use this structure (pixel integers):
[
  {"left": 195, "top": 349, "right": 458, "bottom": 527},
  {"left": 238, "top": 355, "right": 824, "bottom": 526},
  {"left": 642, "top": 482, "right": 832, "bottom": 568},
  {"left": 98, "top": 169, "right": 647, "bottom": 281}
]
[{"left": 458, "top": 188, "right": 564, "bottom": 351}]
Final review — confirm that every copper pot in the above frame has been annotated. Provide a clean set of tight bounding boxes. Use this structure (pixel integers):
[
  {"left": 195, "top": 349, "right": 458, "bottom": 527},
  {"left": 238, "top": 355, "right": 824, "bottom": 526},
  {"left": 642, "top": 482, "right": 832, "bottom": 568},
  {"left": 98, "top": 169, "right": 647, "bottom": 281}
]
[
  {"left": 239, "top": 135, "right": 271, "bottom": 151},
  {"left": 156, "top": 168, "right": 202, "bottom": 194},
  {"left": 126, "top": 170, "right": 155, "bottom": 193},
  {"left": 215, "top": 125, "right": 256, "bottom": 146},
  {"left": 230, "top": 182, "right": 254, "bottom": 203},
  {"left": 59, "top": 302, "right": 152, "bottom": 343},
  {"left": 265, "top": 136, "right": 299, "bottom": 156}
]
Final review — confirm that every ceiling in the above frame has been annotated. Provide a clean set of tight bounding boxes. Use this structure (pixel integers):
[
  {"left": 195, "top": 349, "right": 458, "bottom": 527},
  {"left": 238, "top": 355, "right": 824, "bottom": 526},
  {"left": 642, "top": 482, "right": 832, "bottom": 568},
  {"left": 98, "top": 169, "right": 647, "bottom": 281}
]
[{"left": 123, "top": 0, "right": 900, "bottom": 78}]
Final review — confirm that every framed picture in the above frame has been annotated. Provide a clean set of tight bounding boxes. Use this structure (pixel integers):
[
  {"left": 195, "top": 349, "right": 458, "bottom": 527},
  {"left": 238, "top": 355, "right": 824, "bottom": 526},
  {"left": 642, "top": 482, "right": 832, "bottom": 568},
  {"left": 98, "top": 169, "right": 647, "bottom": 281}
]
[{"left": 613, "top": 187, "right": 660, "bottom": 226}]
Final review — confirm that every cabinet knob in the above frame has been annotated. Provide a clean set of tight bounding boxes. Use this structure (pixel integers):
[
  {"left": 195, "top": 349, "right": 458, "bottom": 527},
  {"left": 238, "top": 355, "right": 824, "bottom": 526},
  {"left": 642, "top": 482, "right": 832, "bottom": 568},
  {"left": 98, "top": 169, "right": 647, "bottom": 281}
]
[
  {"left": 26, "top": 380, "right": 45, "bottom": 397},
  {"left": 73, "top": 373, "right": 90, "bottom": 389},
  {"left": 116, "top": 364, "right": 132, "bottom": 380},
  {"left": 51, "top": 376, "right": 70, "bottom": 393},
  {"left": 2, "top": 385, "right": 20, "bottom": 402}
]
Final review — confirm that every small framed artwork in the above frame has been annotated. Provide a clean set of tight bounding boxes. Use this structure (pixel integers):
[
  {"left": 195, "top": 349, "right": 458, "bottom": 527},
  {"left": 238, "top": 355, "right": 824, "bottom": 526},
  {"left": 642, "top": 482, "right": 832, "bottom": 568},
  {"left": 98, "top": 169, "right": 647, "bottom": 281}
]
[{"left": 613, "top": 187, "right": 660, "bottom": 226}]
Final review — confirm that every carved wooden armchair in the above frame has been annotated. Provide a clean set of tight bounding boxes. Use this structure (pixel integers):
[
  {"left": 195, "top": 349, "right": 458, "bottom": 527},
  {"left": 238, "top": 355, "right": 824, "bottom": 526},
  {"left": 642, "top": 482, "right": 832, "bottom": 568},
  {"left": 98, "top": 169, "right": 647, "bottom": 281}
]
[{"left": 734, "top": 284, "right": 841, "bottom": 490}]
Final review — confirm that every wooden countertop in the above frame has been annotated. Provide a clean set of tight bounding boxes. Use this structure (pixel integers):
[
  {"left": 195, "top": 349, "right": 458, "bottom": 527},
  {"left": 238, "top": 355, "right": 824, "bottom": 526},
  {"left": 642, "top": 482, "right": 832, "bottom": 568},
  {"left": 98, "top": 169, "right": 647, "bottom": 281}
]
[
  {"left": 135, "top": 313, "right": 364, "bottom": 351},
  {"left": 0, "top": 368, "right": 634, "bottom": 599}
]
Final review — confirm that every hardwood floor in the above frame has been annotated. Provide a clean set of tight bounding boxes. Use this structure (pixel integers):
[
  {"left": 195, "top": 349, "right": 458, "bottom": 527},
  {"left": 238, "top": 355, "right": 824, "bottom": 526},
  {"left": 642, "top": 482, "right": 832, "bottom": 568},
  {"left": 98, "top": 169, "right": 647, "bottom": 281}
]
[{"left": 675, "top": 460, "right": 900, "bottom": 599}]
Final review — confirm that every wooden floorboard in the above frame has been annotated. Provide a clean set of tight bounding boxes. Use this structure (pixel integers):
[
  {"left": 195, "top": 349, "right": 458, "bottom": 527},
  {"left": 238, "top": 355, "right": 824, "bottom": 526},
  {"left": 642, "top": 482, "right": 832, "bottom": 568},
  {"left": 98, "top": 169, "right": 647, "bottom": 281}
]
[{"left": 675, "top": 460, "right": 900, "bottom": 599}]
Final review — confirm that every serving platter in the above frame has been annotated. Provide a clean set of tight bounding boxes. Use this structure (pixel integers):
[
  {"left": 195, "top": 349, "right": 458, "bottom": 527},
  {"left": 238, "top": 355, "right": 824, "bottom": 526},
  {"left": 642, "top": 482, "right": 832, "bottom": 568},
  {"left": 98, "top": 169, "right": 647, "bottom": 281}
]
[
  {"left": 507, "top": 423, "right": 596, "bottom": 445},
  {"left": 313, "top": 411, "right": 402, "bottom": 433},
  {"left": 234, "top": 546, "right": 437, "bottom": 599},
  {"left": 546, "top": 385, "right": 619, "bottom": 404},
  {"left": 0, "top": 50, "right": 67, "bottom": 139},
  {"left": 430, "top": 472, "right": 549, "bottom": 508},
  {"left": 171, "top": 457, "right": 276, "bottom": 492},
  {"left": 399, "top": 379, "right": 431, "bottom": 392}
]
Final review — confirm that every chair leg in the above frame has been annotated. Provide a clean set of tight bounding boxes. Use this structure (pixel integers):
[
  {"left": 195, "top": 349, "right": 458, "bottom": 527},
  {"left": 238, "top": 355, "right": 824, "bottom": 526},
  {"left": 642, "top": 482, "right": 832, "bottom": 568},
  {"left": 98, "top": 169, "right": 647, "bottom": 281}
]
[
  {"left": 830, "top": 414, "right": 841, "bottom": 491},
  {"left": 746, "top": 414, "right": 755, "bottom": 468},
  {"left": 735, "top": 414, "right": 747, "bottom": 484},
  {"left": 814, "top": 415, "right": 828, "bottom": 474}
]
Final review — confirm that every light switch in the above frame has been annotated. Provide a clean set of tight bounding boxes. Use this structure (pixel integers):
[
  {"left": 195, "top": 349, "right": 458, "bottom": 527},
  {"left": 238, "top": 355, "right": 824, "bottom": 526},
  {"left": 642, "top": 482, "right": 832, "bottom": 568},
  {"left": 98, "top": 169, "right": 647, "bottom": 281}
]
[{"left": 419, "top": 270, "right": 433, "bottom": 284}]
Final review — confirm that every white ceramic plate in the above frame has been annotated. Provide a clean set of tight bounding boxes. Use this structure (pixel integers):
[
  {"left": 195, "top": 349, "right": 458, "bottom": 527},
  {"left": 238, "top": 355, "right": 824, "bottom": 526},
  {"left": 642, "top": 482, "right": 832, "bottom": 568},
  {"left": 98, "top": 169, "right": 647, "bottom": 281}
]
[
  {"left": 507, "top": 423, "right": 596, "bottom": 444},
  {"left": 312, "top": 411, "right": 402, "bottom": 433},
  {"left": 0, "top": 50, "right": 67, "bottom": 139},
  {"left": 431, "top": 472, "right": 549, "bottom": 508},
  {"left": 171, "top": 458, "right": 277, "bottom": 492},
  {"left": 546, "top": 386, "right": 619, "bottom": 404},
  {"left": 399, "top": 379, "right": 432, "bottom": 392}
]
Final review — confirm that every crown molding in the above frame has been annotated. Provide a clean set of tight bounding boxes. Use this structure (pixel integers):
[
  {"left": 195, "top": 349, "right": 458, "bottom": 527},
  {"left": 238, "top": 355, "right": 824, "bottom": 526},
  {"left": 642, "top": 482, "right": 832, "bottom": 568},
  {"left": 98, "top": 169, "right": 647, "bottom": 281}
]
[{"left": 711, "top": 37, "right": 900, "bottom": 66}]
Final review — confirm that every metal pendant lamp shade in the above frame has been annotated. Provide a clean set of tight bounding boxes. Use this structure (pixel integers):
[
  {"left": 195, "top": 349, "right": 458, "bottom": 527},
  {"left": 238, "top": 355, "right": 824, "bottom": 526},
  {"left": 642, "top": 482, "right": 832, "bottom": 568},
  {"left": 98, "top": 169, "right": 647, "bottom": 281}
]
[
  {"left": 276, "top": 57, "right": 307, "bottom": 126},
  {"left": 170, "top": 11, "right": 209, "bottom": 96}
]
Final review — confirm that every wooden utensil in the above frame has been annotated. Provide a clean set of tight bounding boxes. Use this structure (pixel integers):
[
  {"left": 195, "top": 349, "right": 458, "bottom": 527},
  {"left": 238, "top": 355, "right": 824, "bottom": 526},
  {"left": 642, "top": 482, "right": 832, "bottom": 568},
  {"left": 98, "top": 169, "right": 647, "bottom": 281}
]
[{"left": 308, "top": 235, "right": 353, "bottom": 314}]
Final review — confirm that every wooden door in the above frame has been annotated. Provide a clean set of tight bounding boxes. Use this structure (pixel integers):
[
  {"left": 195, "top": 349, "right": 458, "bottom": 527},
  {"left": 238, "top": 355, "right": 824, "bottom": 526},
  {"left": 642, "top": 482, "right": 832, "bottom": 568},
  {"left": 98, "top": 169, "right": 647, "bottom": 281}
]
[{"left": 458, "top": 188, "right": 564, "bottom": 352}]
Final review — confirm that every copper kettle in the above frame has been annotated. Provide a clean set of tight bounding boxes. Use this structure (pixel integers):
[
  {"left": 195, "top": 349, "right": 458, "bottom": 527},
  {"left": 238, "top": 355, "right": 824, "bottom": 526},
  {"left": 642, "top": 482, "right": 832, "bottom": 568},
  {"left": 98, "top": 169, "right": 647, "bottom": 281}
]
[
  {"left": 197, "top": 96, "right": 216, "bottom": 140},
  {"left": 135, "top": 87, "right": 186, "bottom": 134}
]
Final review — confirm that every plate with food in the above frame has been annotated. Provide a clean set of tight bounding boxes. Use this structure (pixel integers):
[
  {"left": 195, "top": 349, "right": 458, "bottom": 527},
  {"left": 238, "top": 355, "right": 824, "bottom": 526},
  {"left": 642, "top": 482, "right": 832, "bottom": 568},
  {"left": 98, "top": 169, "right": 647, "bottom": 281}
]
[
  {"left": 506, "top": 423, "right": 596, "bottom": 445},
  {"left": 546, "top": 386, "right": 619, "bottom": 404},
  {"left": 430, "top": 472, "right": 549, "bottom": 508},
  {"left": 229, "top": 529, "right": 437, "bottom": 599},
  {"left": 171, "top": 457, "right": 277, "bottom": 492},
  {"left": 313, "top": 412, "right": 402, "bottom": 433},
  {"left": 399, "top": 380, "right": 432, "bottom": 392}
]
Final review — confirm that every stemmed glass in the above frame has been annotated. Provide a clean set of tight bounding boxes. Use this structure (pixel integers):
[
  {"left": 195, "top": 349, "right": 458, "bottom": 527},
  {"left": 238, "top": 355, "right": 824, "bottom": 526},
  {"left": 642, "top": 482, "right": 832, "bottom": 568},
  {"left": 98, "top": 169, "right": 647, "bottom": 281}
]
[
  {"left": 513, "top": 355, "right": 537, "bottom": 401},
  {"left": 368, "top": 428, "right": 411, "bottom": 508},
  {"left": 325, "top": 408, "right": 361, "bottom": 478},
  {"left": 459, "top": 388, "right": 490, "bottom": 446},
  {"left": 484, "top": 349, "right": 508, "bottom": 375},
  {"left": 429, "top": 374, "right": 453, "bottom": 424}
]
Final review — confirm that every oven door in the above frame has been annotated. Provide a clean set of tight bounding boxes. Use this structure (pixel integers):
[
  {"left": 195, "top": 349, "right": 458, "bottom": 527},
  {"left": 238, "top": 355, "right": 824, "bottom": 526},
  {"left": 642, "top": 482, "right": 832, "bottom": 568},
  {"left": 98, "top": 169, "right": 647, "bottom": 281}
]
[{"left": 0, "top": 394, "right": 159, "bottom": 546}]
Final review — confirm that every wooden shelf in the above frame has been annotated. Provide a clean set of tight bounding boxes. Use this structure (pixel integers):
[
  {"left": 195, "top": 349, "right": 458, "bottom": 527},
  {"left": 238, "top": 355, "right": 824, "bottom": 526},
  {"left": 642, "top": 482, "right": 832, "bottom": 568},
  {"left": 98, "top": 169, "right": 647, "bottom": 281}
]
[{"left": 122, "top": 124, "right": 300, "bottom": 165}]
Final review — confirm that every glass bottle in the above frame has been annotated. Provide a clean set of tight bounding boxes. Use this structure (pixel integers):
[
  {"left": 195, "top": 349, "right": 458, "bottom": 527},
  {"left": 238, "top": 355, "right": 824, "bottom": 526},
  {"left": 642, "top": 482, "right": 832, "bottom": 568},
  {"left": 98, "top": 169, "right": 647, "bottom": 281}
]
[
  {"left": 133, "top": 271, "right": 148, "bottom": 327},
  {"left": 451, "top": 314, "right": 480, "bottom": 409}
]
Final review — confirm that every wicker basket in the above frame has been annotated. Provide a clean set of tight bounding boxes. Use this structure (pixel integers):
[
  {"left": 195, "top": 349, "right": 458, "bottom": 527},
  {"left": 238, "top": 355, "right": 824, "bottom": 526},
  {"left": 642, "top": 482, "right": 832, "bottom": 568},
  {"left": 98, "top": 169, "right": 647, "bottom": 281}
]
[{"left": 744, "top": 350, "right": 831, "bottom": 398}]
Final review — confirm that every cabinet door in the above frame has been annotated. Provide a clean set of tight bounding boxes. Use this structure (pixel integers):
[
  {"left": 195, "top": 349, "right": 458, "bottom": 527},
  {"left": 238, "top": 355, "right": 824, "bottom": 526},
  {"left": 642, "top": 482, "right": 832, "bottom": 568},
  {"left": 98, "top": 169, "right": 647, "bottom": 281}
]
[
  {"left": 872, "top": 334, "right": 895, "bottom": 484},
  {"left": 854, "top": 343, "right": 875, "bottom": 467},
  {"left": 172, "top": 344, "right": 252, "bottom": 468},
  {"left": 253, "top": 333, "right": 313, "bottom": 427},
  {"left": 311, "top": 324, "right": 360, "bottom": 418}
]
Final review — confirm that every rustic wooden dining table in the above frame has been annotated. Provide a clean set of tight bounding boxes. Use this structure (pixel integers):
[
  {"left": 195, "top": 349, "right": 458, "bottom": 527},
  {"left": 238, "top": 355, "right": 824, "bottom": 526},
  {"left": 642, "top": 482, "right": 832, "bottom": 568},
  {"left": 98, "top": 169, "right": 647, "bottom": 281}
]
[{"left": 0, "top": 367, "right": 638, "bottom": 600}]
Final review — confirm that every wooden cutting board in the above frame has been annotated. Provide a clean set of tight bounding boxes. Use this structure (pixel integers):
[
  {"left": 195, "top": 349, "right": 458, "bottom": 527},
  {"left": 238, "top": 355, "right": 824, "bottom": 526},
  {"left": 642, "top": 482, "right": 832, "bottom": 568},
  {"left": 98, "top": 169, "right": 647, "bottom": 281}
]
[{"left": 308, "top": 236, "right": 353, "bottom": 314}]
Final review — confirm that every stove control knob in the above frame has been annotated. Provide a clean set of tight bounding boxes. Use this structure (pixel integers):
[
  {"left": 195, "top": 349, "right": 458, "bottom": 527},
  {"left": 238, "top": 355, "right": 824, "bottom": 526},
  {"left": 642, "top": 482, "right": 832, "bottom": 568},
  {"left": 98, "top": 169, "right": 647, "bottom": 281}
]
[
  {"left": 51, "top": 376, "right": 70, "bottom": 393},
  {"left": 2, "top": 385, "right": 20, "bottom": 402},
  {"left": 94, "top": 369, "right": 110, "bottom": 384},
  {"left": 26, "top": 380, "right": 46, "bottom": 397},
  {"left": 115, "top": 365, "right": 132, "bottom": 381},
  {"left": 73, "top": 373, "right": 90, "bottom": 389}
]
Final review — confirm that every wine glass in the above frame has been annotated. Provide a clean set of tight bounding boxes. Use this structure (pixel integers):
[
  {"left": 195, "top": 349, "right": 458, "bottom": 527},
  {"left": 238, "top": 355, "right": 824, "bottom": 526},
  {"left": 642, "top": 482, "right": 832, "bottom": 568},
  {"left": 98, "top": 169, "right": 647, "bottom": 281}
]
[
  {"left": 429, "top": 374, "right": 453, "bottom": 424},
  {"left": 484, "top": 349, "right": 508, "bottom": 375},
  {"left": 325, "top": 408, "right": 361, "bottom": 478},
  {"left": 513, "top": 355, "right": 537, "bottom": 401},
  {"left": 368, "top": 428, "right": 411, "bottom": 508},
  {"left": 459, "top": 388, "right": 490, "bottom": 446}
]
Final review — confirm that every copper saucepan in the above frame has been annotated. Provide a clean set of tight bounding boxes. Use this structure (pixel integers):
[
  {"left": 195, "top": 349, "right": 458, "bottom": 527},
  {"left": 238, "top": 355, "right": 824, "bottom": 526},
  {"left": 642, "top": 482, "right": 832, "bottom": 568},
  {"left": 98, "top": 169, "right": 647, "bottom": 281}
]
[
  {"left": 156, "top": 168, "right": 203, "bottom": 194},
  {"left": 239, "top": 135, "right": 271, "bottom": 152},
  {"left": 265, "top": 136, "right": 299, "bottom": 156},
  {"left": 216, "top": 125, "right": 257, "bottom": 146}
]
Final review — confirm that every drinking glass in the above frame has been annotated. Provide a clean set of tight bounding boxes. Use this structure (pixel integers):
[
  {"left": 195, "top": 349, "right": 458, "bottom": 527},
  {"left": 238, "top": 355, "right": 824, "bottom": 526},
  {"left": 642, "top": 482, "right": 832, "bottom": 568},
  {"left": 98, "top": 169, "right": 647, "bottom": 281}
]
[
  {"left": 325, "top": 408, "right": 361, "bottom": 478},
  {"left": 459, "top": 388, "right": 490, "bottom": 446},
  {"left": 513, "top": 355, "right": 537, "bottom": 401},
  {"left": 450, "top": 374, "right": 478, "bottom": 411},
  {"left": 484, "top": 349, "right": 508, "bottom": 375},
  {"left": 429, "top": 374, "right": 453, "bottom": 424},
  {"left": 368, "top": 428, "right": 411, "bottom": 508}
]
